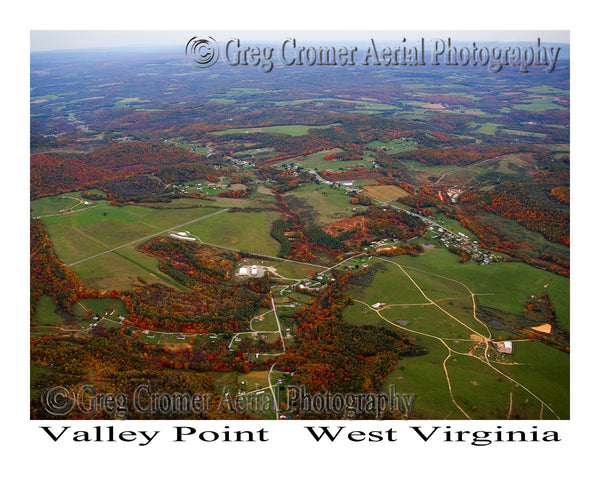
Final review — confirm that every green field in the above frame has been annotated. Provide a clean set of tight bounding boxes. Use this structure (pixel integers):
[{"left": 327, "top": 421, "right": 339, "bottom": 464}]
[
  {"left": 276, "top": 148, "right": 344, "bottom": 170},
  {"left": 187, "top": 209, "right": 282, "bottom": 256},
  {"left": 31, "top": 295, "right": 63, "bottom": 336},
  {"left": 251, "top": 310, "right": 279, "bottom": 332},
  {"left": 471, "top": 122, "right": 502, "bottom": 135},
  {"left": 513, "top": 100, "right": 566, "bottom": 111},
  {"left": 72, "top": 298, "right": 129, "bottom": 318},
  {"left": 283, "top": 183, "right": 355, "bottom": 226},
  {"left": 345, "top": 250, "right": 571, "bottom": 420},
  {"left": 39, "top": 200, "right": 223, "bottom": 265},
  {"left": 387, "top": 248, "right": 569, "bottom": 325},
  {"left": 366, "top": 138, "right": 417, "bottom": 151},
  {"left": 70, "top": 247, "right": 186, "bottom": 291},
  {"left": 499, "top": 128, "right": 547, "bottom": 138},
  {"left": 212, "top": 123, "right": 339, "bottom": 137},
  {"left": 31, "top": 193, "right": 109, "bottom": 217}
]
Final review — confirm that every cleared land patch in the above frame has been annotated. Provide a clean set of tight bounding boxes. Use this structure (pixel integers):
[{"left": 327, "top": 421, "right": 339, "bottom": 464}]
[
  {"left": 212, "top": 123, "right": 339, "bottom": 137},
  {"left": 361, "top": 184, "right": 411, "bottom": 202}
]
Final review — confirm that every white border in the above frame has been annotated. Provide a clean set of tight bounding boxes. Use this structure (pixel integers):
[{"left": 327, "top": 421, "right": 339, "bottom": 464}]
[{"left": 8, "top": 1, "right": 597, "bottom": 477}]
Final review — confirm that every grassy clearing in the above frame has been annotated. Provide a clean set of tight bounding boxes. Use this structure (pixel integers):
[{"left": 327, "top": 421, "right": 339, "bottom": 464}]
[
  {"left": 526, "top": 86, "right": 569, "bottom": 95},
  {"left": 268, "top": 260, "right": 322, "bottom": 279},
  {"left": 382, "top": 336, "right": 465, "bottom": 419},
  {"left": 272, "top": 148, "right": 344, "bottom": 171},
  {"left": 114, "top": 97, "right": 142, "bottom": 107},
  {"left": 40, "top": 200, "right": 221, "bottom": 264},
  {"left": 70, "top": 248, "right": 184, "bottom": 291},
  {"left": 212, "top": 123, "right": 339, "bottom": 137},
  {"left": 252, "top": 311, "right": 278, "bottom": 332},
  {"left": 362, "top": 184, "right": 410, "bottom": 201},
  {"left": 284, "top": 183, "right": 354, "bottom": 226},
  {"left": 499, "top": 128, "right": 547, "bottom": 138},
  {"left": 444, "top": 354, "right": 526, "bottom": 419},
  {"left": 395, "top": 160, "right": 460, "bottom": 176},
  {"left": 365, "top": 139, "right": 417, "bottom": 151},
  {"left": 513, "top": 100, "right": 566, "bottom": 112},
  {"left": 388, "top": 249, "right": 569, "bottom": 326},
  {"left": 346, "top": 260, "right": 428, "bottom": 306},
  {"left": 498, "top": 340, "right": 569, "bottom": 419},
  {"left": 72, "top": 298, "right": 129, "bottom": 317},
  {"left": 31, "top": 194, "right": 109, "bottom": 217},
  {"left": 188, "top": 210, "right": 282, "bottom": 256},
  {"left": 380, "top": 320, "right": 568, "bottom": 419},
  {"left": 471, "top": 122, "right": 502, "bottom": 135},
  {"left": 32, "top": 295, "right": 63, "bottom": 326}
]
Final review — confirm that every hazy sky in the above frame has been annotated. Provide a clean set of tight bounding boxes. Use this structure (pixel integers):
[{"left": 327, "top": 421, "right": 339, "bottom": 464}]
[{"left": 30, "top": 30, "right": 569, "bottom": 52}]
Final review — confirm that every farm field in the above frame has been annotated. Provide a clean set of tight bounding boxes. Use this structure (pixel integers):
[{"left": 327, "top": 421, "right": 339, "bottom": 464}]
[
  {"left": 38, "top": 199, "right": 222, "bottom": 265},
  {"left": 343, "top": 251, "right": 569, "bottom": 420},
  {"left": 186, "top": 209, "right": 282, "bottom": 256},
  {"left": 72, "top": 298, "right": 129, "bottom": 318},
  {"left": 212, "top": 123, "right": 339, "bottom": 137},
  {"left": 387, "top": 248, "right": 569, "bottom": 324},
  {"left": 283, "top": 183, "right": 355, "bottom": 226},
  {"left": 513, "top": 100, "right": 567, "bottom": 111},
  {"left": 362, "top": 184, "right": 411, "bottom": 201},
  {"left": 71, "top": 245, "right": 186, "bottom": 291},
  {"left": 272, "top": 148, "right": 345, "bottom": 170},
  {"left": 31, "top": 295, "right": 64, "bottom": 336}
]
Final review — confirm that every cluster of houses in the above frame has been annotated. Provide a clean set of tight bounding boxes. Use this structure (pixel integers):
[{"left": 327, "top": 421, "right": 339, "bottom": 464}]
[
  {"left": 166, "top": 181, "right": 227, "bottom": 195},
  {"left": 296, "top": 271, "right": 335, "bottom": 292},
  {"left": 446, "top": 188, "right": 463, "bottom": 203},
  {"left": 429, "top": 226, "right": 498, "bottom": 265},
  {"left": 369, "top": 238, "right": 402, "bottom": 252}
]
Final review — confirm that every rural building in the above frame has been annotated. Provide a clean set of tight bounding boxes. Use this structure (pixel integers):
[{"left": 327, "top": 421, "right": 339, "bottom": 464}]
[
  {"left": 495, "top": 341, "right": 513, "bottom": 354},
  {"left": 170, "top": 232, "right": 195, "bottom": 241}
]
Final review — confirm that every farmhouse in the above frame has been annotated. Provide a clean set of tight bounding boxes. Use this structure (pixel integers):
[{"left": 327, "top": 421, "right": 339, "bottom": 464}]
[
  {"left": 372, "top": 302, "right": 386, "bottom": 309},
  {"left": 495, "top": 341, "right": 513, "bottom": 354}
]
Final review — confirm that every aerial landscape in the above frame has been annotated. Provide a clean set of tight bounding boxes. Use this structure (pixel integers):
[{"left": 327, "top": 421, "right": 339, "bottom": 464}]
[{"left": 30, "top": 32, "right": 570, "bottom": 421}]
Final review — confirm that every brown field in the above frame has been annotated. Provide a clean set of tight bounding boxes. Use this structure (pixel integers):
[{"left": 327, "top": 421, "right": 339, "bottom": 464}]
[
  {"left": 323, "top": 215, "right": 367, "bottom": 236},
  {"left": 361, "top": 185, "right": 410, "bottom": 201},
  {"left": 422, "top": 103, "right": 445, "bottom": 109},
  {"left": 257, "top": 186, "right": 274, "bottom": 195}
]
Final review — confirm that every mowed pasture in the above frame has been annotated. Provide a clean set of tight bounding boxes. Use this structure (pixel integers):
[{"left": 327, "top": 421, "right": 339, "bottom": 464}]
[
  {"left": 389, "top": 248, "right": 569, "bottom": 326},
  {"left": 361, "top": 184, "right": 411, "bottom": 202},
  {"left": 39, "top": 199, "right": 223, "bottom": 265},
  {"left": 35, "top": 194, "right": 286, "bottom": 290},
  {"left": 31, "top": 295, "right": 64, "bottom": 336},
  {"left": 272, "top": 148, "right": 344, "bottom": 170},
  {"left": 186, "top": 209, "right": 282, "bottom": 257},
  {"left": 344, "top": 250, "right": 569, "bottom": 420},
  {"left": 211, "top": 123, "right": 340, "bottom": 137},
  {"left": 284, "top": 183, "right": 355, "bottom": 226},
  {"left": 70, "top": 246, "right": 186, "bottom": 291}
]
